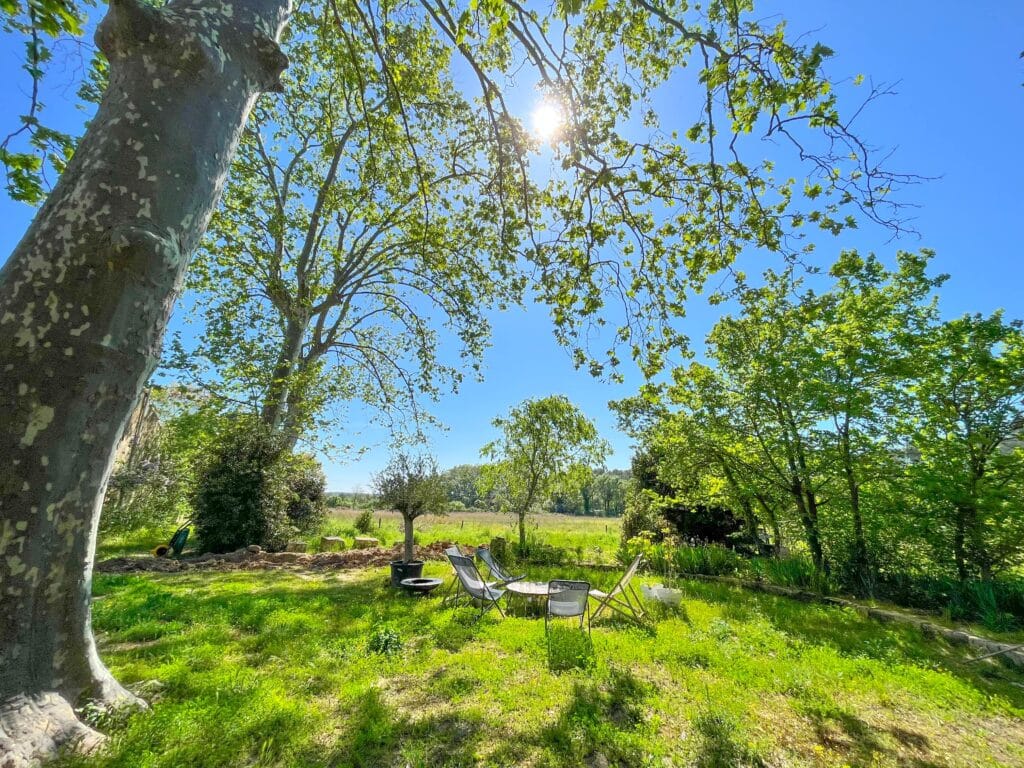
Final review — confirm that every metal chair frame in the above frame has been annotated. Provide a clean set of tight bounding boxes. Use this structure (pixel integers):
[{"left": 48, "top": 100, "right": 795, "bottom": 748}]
[
  {"left": 545, "top": 579, "right": 591, "bottom": 654},
  {"left": 589, "top": 554, "right": 648, "bottom": 626},
  {"left": 475, "top": 546, "right": 525, "bottom": 585},
  {"left": 444, "top": 553, "right": 506, "bottom": 620}
]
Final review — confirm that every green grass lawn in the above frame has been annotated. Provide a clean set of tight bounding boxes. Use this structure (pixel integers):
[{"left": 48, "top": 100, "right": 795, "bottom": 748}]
[{"left": 60, "top": 561, "right": 1024, "bottom": 768}]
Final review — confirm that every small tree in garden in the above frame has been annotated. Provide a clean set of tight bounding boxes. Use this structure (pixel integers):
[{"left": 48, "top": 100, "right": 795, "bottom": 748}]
[
  {"left": 480, "top": 396, "right": 610, "bottom": 551},
  {"left": 374, "top": 454, "right": 447, "bottom": 564}
]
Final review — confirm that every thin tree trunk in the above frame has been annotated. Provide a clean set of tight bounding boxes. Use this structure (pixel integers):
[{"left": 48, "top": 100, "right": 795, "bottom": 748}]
[
  {"left": 792, "top": 481, "right": 824, "bottom": 574},
  {"left": 403, "top": 516, "right": 415, "bottom": 563},
  {"left": 518, "top": 510, "right": 527, "bottom": 551},
  {"left": 956, "top": 502, "right": 991, "bottom": 582},
  {"left": 804, "top": 488, "right": 827, "bottom": 577},
  {"left": 953, "top": 510, "right": 968, "bottom": 582},
  {"left": 839, "top": 424, "right": 869, "bottom": 588},
  {"left": 754, "top": 494, "right": 783, "bottom": 557},
  {"left": 0, "top": 0, "right": 289, "bottom": 763}
]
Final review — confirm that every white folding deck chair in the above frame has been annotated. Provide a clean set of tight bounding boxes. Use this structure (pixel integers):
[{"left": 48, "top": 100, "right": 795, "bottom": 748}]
[{"left": 589, "top": 553, "right": 647, "bottom": 626}]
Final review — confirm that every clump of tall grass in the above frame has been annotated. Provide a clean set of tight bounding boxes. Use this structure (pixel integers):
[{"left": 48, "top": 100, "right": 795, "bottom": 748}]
[
  {"left": 875, "top": 571, "right": 1024, "bottom": 631},
  {"left": 623, "top": 537, "right": 743, "bottom": 578},
  {"left": 671, "top": 544, "right": 743, "bottom": 576},
  {"left": 749, "top": 555, "right": 818, "bottom": 590}
]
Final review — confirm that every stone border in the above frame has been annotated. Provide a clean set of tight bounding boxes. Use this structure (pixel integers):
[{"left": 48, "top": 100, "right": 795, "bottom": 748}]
[{"left": 683, "top": 573, "right": 1024, "bottom": 669}]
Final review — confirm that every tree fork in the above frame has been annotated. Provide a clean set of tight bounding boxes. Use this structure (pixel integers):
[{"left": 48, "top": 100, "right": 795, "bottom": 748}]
[{"left": 0, "top": 0, "right": 289, "bottom": 764}]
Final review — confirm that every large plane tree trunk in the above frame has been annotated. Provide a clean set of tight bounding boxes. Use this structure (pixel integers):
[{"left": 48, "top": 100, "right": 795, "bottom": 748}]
[{"left": 0, "top": 0, "right": 289, "bottom": 763}]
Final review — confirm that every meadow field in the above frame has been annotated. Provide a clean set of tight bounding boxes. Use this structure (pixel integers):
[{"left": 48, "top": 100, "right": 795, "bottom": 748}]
[{"left": 317, "top": 508, "right": 622, "bottom": 564}]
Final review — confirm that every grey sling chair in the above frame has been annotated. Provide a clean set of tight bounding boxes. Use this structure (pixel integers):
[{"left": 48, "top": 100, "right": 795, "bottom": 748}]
[
  {"left": 475, "top": 546, "right": 525, "bottom": 585},
  {"left": 445, "top": 553, "right": 507, "bottom": 620},
  {"left": 545, "top": 579, "right": 591, "bottom": 653},
  {"left": 589, "top": 553, "right": 648, "bottom": 626},
  {"left": 440, "top": 545, "right": 472, "bottom": 605}
]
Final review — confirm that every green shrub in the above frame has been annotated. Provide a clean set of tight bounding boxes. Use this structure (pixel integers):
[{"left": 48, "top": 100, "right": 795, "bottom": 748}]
[
  {"left": 489, "top": 536, "right": 509, "bottom": 563},
  {"left": 620, "top": 489, "right": 662, "bottom": 545},
  {"left": 516, "top": 537, "right": 568, "bottom": 565},
  {"left": 875, "top": 572, "right": 1024, "bottom": 629},
  {"left": 283, "top": 453, "right": 326, "bottom": 533},
  {"left": 102, "top": 455, "right": 186, "bottom": 534},
  {"left": 192, "top": 419, "right": 294, "bottom": 553},
  {"left": 354, "top": 508, "right": 375, "bottom": 535}
]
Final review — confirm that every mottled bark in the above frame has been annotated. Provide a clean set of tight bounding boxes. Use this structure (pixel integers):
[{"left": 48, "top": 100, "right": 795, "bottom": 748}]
[
  {"left": 259, "top": 317, "right": 306, "bottom": 431},
  {"left": 402, "top": 515, "right": 416, "bottom": 564},
  {"left": 0, "top": 0, "right": 289, "bottom": 763}
]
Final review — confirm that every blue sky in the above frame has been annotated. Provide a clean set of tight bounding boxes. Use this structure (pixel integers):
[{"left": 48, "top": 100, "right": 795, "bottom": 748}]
[{"left": 2, "top": 1, "right": 1022, "bottom": 490}]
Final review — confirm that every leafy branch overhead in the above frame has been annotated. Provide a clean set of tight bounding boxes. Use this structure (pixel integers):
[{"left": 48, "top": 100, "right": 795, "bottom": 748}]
[
  {"left": 353, "top": 0, "right": 922, "bottom": 378},
  {"left": 7, "top": 0, "right": 919, "bottom": 380},
  {"left": 0, "top": 0, "right": 87, "bottom": 201},
  {"left": 166, "top": 6, "right": 526, "bottom": 448}
]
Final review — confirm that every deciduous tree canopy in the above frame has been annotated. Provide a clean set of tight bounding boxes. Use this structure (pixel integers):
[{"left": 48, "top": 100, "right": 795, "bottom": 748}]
[{"left": 480, "top": 395, "right": 609, "bottom": 550}]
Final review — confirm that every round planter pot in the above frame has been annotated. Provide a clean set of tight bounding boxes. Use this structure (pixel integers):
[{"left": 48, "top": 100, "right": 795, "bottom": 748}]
[{"left": 390, "top": 560, "right": 424, "bottom": 588}]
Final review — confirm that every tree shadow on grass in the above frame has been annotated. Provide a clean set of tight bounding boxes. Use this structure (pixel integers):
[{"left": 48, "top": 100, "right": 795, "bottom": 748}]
[
  {"left": 796, "top": 699, "right": 942, "bottom": 768},
  {"left": 489, "top": 667, "right": 655, "bottom": 768},
  {"left": 679, "top": 580, "right": 1024, "bottom": 706},
  {"left": 301, "top": 687, "right": 487, "bottom": 768},
  {"left": 690, "top": 708, "right": 766, "bottom": 768}
]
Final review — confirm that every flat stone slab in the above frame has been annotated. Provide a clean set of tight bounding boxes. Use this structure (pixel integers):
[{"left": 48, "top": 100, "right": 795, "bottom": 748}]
[
  {"left": 319, "top": 536, "right": 345, "bottom": 552},
  {"left": 353, "top": 536, "right": 379, "bottom": 549}
]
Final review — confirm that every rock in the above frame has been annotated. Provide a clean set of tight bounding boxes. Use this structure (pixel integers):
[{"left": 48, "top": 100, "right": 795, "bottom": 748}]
[
  {"left": 319, "top": 536, "right": 345, "bottom": 552},
  {"left": 285, "top": 541, "right": 308, "bottom": 553},
  {"left": 247, "top": 545, "right": 262, "bottom": 554},
  {"left": 353, "top": 536, "right": 379, "bottom": 549}
]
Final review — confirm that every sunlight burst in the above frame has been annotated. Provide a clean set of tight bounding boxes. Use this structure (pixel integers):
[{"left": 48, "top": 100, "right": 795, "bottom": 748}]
[{"left": 531, "top": 99, "right": 565, "bottom": 142}]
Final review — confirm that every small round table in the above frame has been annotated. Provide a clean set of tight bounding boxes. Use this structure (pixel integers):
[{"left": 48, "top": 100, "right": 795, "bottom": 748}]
[{"left": 505, "top": 580, "right": 550, "bottom": 616}]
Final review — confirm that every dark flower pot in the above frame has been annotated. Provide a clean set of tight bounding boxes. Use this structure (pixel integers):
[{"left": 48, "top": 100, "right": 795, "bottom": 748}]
[{"left": 390, "top": 559, "right": 424, "bottom": 588}]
